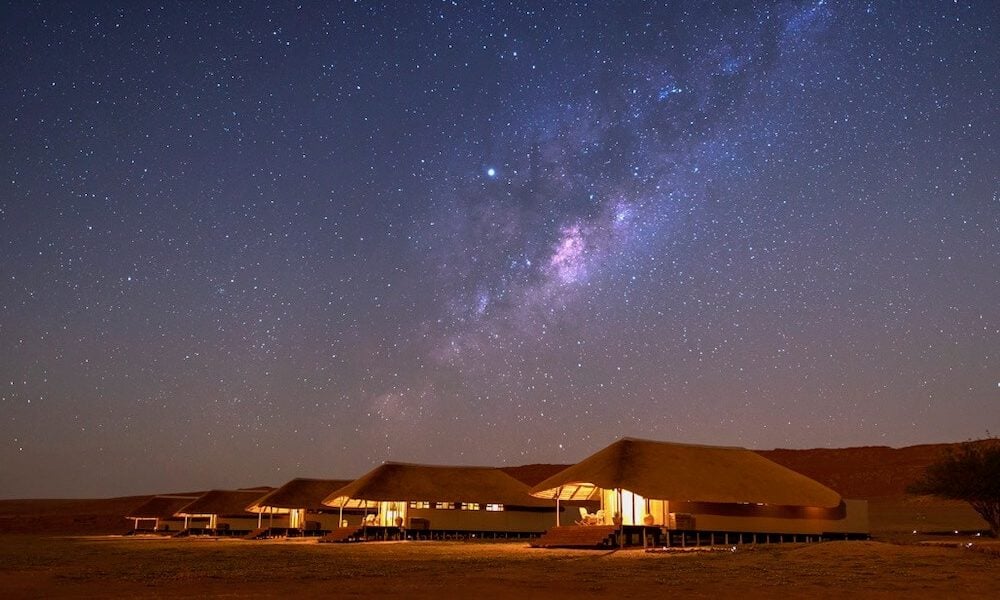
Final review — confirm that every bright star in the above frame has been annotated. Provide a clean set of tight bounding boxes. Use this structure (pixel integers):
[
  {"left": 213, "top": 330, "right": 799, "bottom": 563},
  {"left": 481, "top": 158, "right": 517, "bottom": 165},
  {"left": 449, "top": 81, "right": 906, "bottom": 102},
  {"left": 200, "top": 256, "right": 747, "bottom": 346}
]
[{"left": 486, "top": 167, "right": 496, "bottom": 177}]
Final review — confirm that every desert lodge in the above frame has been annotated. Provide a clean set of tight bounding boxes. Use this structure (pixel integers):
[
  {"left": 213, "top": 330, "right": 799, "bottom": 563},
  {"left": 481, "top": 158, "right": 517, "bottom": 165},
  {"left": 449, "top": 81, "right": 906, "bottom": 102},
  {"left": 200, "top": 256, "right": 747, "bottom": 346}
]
[{"left": 126, "top": 438, "right": 869, "bottom": 548}]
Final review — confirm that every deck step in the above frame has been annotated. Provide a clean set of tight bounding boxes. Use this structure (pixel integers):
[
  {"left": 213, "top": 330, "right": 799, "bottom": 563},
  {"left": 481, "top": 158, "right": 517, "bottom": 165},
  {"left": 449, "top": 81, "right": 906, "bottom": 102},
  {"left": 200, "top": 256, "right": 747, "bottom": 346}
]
[
  {"left": 170, "top": 528, "right": 191, "bottom": 538},
  {"left": 318, "top": 526, "right": 364, "bottom": 543},
  {"left": 530, "top": 526, "right": 617, "bottom": 549},
  {"left": 243, "top": 527, "right": 270, "bottom": 540}
]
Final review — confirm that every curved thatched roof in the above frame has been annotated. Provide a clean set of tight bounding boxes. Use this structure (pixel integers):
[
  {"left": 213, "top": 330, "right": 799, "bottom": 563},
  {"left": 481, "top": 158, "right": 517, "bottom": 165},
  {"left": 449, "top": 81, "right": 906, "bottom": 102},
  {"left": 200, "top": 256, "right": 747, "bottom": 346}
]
[
  {"left": 529, "top": 438, "right": 842, "bottom": 508},
  {"left": 126, "top": 495, "right": 201, "bottom": 520},
  {"left": 500, "top": 464, "right": 573, "bottom": 487},
  {"left": 175, "top": 488, "right": 273, "bottom": 518},
  {"left": 247, "top": 478, "right": 355, "bottom": 513},
  {"left": 322, "top": 463, "right": 553, "bottom": 508}
]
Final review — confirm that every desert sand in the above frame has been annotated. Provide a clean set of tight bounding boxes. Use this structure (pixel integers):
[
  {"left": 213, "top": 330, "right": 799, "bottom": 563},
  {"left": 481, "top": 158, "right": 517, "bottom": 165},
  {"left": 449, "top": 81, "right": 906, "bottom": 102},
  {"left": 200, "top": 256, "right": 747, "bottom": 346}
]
[{"left": 0, "top": 535, "right": 997, "bottom": 599}]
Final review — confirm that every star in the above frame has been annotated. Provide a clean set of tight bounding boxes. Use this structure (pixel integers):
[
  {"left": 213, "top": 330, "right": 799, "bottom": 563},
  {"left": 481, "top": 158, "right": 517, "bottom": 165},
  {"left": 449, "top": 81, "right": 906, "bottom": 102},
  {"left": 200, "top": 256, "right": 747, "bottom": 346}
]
[{"left": 1, "top": 0, "right": 995, "bottom": 497}]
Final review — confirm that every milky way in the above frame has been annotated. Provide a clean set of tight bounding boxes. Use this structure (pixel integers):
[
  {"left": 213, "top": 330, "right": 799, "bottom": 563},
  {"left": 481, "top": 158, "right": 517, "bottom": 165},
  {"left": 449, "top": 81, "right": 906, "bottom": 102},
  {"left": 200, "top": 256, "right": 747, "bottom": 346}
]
[{"left": 2, "top": 1, "right": 997, "bottom": 497}]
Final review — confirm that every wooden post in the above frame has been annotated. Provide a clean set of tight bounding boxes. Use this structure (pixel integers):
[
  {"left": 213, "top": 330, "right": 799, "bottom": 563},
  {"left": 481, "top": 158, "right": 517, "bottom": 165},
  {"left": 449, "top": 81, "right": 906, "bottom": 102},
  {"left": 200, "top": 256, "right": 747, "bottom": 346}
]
[
  {"left": 616, "top": 488, "right": 624, "bottom": 548},
  {"left": 556, "top": 487, "right": 562, "bottom": 527}
]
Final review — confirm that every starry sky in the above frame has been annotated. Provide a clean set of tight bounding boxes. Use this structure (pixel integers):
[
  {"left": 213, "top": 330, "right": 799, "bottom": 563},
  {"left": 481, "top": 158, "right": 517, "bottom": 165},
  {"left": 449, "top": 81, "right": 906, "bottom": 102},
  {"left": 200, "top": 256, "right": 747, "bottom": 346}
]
[{"left": 2, "top": 1, "right": 997, "bottom": 498}]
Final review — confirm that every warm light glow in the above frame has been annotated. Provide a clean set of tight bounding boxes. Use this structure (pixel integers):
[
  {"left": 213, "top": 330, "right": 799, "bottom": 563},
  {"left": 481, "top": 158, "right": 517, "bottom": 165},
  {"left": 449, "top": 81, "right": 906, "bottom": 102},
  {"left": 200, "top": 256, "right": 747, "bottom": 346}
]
[
  {"left": 601, "top": 488, "right": 651, "bottom": 526},
  {"left": 378, "top": 501, "right": 405, "bottom": 527}
]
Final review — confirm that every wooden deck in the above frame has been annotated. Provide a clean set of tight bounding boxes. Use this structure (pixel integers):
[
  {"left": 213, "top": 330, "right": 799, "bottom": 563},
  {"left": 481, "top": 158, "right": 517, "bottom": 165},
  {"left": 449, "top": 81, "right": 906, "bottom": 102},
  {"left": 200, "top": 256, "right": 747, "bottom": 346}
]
[
  {"left": 318, "top": 526, "right": 365, "bottom": 543},
  {"left": 530, "top": 526, "right": 867, "bottom": 549},
  {"left": 529, "top": 526, "right": 617, "bottom": 549},
  {"left": 243, "top": 527, "right": 269, "bottom": 540}
]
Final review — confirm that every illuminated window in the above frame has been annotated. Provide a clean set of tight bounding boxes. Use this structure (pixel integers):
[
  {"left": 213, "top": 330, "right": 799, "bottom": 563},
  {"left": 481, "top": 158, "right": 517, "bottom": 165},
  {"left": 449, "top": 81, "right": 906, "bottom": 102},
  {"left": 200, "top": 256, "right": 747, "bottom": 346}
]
[
  {"left": 461, "top": 502, "right": 481, "bottom": 511},
  {"left": 485, "top": 503, "right": 504, "bottom": 512},
  {"left": 434, "top": 502, "right": 455, "bottom": 510},
  {"left": 408, "top": 501, "right": 430, "bottom": 509}
]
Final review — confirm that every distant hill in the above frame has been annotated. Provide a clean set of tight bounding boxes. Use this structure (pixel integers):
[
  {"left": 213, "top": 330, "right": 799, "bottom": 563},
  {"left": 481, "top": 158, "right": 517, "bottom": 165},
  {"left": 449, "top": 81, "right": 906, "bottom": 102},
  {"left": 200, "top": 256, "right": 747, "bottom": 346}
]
[
  {"left": 758, "top": 442, "right": 966, "bottom": 499},
  {"left": 0, "top": 491, "right": 207, "bottom": 536},
  {"left": 758, "top": 441, "right": 992, "bottom": 534},
  {"left": 0, "top": 496, "right": 152, "bottom": 535},
  {"left": 0, "top": 442, "right": 990, "bottom": 536}
]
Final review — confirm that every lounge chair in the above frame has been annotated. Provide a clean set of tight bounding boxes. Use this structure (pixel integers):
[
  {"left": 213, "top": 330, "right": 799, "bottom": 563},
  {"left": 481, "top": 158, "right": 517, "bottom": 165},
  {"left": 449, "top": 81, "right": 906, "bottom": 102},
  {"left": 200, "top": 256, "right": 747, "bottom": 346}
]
[{"left": 576, "top": 508, "right": 605, "bottom": 525}]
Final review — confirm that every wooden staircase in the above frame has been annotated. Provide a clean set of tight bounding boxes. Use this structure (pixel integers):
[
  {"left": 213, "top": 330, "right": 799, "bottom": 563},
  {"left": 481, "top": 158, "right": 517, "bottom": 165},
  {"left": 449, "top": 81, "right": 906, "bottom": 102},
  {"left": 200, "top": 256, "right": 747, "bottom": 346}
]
[
  {"left": 243, "top": 527, "right": 270, "bottom": 540},
  {"left": 318, "top": 526, "right": 364, "bottom": 543},
  {"left": 170, "top": 528, "right": 191, "bottom": 538},
  {"left": 530, "top": 526, "right": 617, "bottom": 549}
]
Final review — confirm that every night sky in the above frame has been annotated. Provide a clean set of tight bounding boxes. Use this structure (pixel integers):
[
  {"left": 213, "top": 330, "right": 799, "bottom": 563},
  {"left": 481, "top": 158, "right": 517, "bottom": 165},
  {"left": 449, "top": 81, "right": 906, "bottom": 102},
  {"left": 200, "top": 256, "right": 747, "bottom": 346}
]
[{"left": 2, "top": 1, "right": 997, "bottom": 498}]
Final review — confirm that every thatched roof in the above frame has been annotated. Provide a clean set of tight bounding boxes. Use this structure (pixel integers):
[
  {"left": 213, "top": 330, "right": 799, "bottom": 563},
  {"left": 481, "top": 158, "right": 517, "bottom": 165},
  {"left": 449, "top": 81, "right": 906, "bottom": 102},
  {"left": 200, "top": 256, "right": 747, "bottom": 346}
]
[
  {"left": 247, "top": 478, "right": 355, "bottom": 513},
  {"left": 322, "top": 463, "right": 554, "bottom": 508},
  {"left": 529, "top": 438, "right": 842, "bottom": 508},
  {"left": 175, "top": 488, "right": 273, "bottom": 517},
  {"left": 126, "top": 495, "right": 201, "bottom": 520},
  {"left": 500, "top": 464, "right": 574, "bottom": 487}
]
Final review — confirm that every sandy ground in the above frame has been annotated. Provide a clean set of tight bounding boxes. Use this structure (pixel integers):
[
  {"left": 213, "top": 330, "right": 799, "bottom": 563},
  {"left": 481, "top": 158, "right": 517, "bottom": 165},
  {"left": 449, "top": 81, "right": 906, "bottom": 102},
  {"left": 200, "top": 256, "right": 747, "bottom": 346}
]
[{"left": 0, "top": 535, "right": 997, "bottom": 599}]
